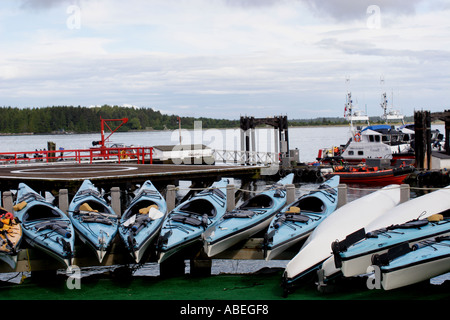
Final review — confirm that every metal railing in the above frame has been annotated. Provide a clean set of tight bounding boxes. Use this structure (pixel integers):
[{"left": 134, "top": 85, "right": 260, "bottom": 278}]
[
  {"left": 0, "top": 147, "right": 154, "bottom": 165},
  {"left": 213, "top": 149, "right": 279, "bottom": 166}
]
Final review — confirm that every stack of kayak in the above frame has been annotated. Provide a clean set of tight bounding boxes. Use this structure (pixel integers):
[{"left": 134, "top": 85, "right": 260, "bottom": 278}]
[
  {"left": 324, "top": 185, "right": 450, "bottom": 290},
  {"left": 282, "top": 184, "right": 402, "bottom": 295}
]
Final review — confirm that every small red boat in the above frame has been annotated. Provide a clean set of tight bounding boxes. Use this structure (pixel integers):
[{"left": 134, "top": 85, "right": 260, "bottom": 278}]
[{"left": 325, "top": 165, "right": 415, "bottom": 186}]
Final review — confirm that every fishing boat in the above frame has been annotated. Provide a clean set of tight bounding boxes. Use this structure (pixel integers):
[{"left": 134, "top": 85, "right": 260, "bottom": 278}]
[
  {"left": 156, "top": 178, "right": 229, "bottom": 263},
  {"left": 68, "top": 180, "right": 119, "bottom": 263},
  {"left": 14, "top": 183, "right": 74, "bottom": 267},
  {"left": 282, "top": 184, "right": 401, "bottom": 295},
  {"left": 373, "top": 236, "right": 450, "bottom": 290},
  {"left": 0, "top": 207, "right": 22, "bottom": 269},
  {"left": 119, "top": 180, "right": 168, "bottom": 263},
  {"left": 263, "top": 176, "right": 339, "bottom": 261},
  {"left": 323, "top": 185, "right": 450, "bottom": 279},
  {"left": 203, "top": 174, "right": 294, "bottom": 258},
  {"left": 324, "top": 164, "right": 414, "bottom": 185}
]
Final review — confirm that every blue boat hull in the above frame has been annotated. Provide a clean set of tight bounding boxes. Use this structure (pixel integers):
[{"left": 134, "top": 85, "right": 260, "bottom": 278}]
[
  {"left": 119, "top": 180, "right": 168, "bottom": 263},
  {"left": 68, "top": 180, "right": 118, "bottom": 263},
  {"left": 14, "top": 183, "right": 75, "bottom": 268},
  {"left": 337, "top": 217, "right": 450, "bottom": 277},
  {"left": 156, "top": 178, "right": 229, "bottom": 263},
  {"left": 375, "top": 236, "right": 450, "bottom": 290},
  {"left": 263, "top": 176, "right": 339, "bottom": 260},
  {"left": 203, "top": 174, "right": 294, "bottom": 257}
]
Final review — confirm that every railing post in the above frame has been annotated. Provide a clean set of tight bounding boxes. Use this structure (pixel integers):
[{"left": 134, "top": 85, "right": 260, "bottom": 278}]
[
  {"left": 286, "top": 184, "right": 295, "bottom": 205},
  {"left": 400, "top": 184, "right": 410, "bottom": 204},
  {"left": 226, "top": 184, "right": 235, "bottom": 211},
  {"left": 337, "top": 184, "right": 348, "bottom": 208},
  {"left": 111, "top": 187, "right": 121, "bottom": 216},
  {"left": 166, "top": 185, "right": 176, "bottom": 212},
  {"left": 2, "top": 191, "right": 14, "bottom": 213},
  {"left": 58, "top": 189, "right": 69, "bottom": 215}
]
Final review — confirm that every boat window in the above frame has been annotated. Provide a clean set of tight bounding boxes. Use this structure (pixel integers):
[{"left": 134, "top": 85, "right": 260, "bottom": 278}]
[
  {"left": 179, "top": 199, "right": 217, "bottom": 217},
  {"left": 382, "top": 136, "right": 389, "bottom": 142},
  {"left": 348, "top": 151, "right": 354, "bottom": 155},
  {"left": 369, "top": 135, "right": 374, "bottom": 142},
  {"left": 375, "top": 136, "right": 380, "bottom": 142},
  {"left": 240, "top": 194, "right": 273, "bottom": 209},
  {"left": 358, "top": 151, "right": 364, "bottom": 155},
  {"left": 22, "top": 204, "right": 61, "bottom": 222}
]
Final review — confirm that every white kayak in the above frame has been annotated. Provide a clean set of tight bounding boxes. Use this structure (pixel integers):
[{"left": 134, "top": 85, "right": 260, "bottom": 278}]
[
  {"left": 282, "top": 184, "right": 401, "bottom": 294},
  {"left": 322, "top": 185, "right": 450, "bottom": 279}
]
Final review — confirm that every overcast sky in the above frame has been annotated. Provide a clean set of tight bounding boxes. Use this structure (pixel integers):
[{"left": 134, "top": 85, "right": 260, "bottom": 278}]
[{"left": 1, "top": 0, "right": 449, "bottom": 119}]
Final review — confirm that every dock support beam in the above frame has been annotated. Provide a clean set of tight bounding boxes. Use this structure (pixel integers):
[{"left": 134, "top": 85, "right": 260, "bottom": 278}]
[
  {"left": 400, "top": 184, "right": 410, "bottom": 204},
  {"left": 286, "top": 184, "right": 295, "bottom": 205},
  {"left": 227, "top": 184, "right": 235, "bottom": 211},
  {"left": 166, "top": 185, "right": 176, "bottom": 212}
]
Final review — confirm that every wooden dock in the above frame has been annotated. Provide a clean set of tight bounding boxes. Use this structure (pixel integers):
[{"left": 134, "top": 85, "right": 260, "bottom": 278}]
[{"left": 0, "top": 162, "right": 263, "bottom": 194}]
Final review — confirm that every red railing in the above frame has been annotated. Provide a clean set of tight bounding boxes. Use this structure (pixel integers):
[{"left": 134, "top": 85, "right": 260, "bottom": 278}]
[{"left": 0, "top": 147, "right": 153, "bottom": 165}]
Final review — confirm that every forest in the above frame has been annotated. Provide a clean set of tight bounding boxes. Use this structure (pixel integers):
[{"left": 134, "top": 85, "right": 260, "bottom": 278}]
[{"left": 0, "top": 105, "right": 412, "bottom": 134}]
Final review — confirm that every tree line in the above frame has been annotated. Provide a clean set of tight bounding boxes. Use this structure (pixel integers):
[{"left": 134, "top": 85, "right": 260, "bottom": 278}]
[
  {"left": 0, "top": 105, "right": 412, "bottom": 134},
  {"left": 0, "top": 105, "right": 239, "bottom": 134}
]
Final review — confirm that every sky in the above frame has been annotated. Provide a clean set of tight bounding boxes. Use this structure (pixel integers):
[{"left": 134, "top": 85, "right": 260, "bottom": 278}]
[{"left": 0, "top": 0, "right": 449, "bottom": 120}]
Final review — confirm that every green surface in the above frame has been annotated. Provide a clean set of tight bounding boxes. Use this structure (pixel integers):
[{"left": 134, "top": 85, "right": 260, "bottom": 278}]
[{"left": 0, "top": 270, "right": 448, "bottom": 301}]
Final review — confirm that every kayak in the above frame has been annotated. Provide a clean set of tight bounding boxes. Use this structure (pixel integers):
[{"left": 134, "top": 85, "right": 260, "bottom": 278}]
[
  {"left": 203, "top": 173, "right": 294, "bottom": 257},
  {"left": 119, "top": 180, "right": 168, "bottom": 263},
  {"left": 373, "top": 235, "right": 450, "bottom": 290},
  {"left": 156, "top": 178, "right": 229, "bottom": 263},
  {"left": 0, "top": 207, "right": 22, "bottom": 269},
  {"left": 14, "top": 183, "right": 74, "bottom": 268},
  {"left": 263, "top": 176, "right": 340, "bottom": 261},
  {"left": 68, "top": 180, "right": 119, "bottom": 263},
  {"left": 282, "top": 184, "right": 401, "bottom": 295}
]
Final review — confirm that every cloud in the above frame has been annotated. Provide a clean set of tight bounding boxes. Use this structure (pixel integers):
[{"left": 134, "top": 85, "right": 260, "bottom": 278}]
[
  {"left": 301, "top": 0, "right": 426, "bottom": 20},
  {"left": 19, "top": 0, "right": 79, "bottom": 10}
]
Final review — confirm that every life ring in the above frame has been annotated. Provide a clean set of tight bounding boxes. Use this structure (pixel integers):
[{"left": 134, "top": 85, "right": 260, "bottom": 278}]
[
  {"left": 354, "top": 133, "right": 361, "bottom": 142},
  {"left": 120, "top": 150, "right": 128, "bottom": 159}
]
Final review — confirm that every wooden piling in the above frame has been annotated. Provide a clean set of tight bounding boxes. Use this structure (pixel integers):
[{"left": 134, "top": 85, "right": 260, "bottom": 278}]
[
  {"left": 337, "top": 184, "right": 347, "bottom": 208},
  {"left": 166, "top": 185, "right": 176, "bottom": 212}
]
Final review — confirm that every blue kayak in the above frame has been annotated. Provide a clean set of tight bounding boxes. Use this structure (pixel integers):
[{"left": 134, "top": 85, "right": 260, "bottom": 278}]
[
  {"left": 373, "top": 235, "right": 450, "bottom": 290},
  {"left": 263, "top": 176, "right": 340, "bottom": 260},
  {"left": 334, "top": 216, "right": 450, "bottom": 278},
  {"left": 14, "top": 183, "right": 75, "bottom": 268},
  {"left": 68, "top": 180, "right": 119, "bottom": 263},
  {"left": 156, "top": 178, "right": 229, "bottom": 263},
  {"left": 119, "top": 180, "right": 168, "bottom": 263},
  {"left": 203, "top": 173, "right": 294, "bottom": 257}
]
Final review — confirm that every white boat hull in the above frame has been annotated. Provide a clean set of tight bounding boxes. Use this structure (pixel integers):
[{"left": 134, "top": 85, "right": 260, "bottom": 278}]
[
  {"left": 265, "top": 232, "right": 311, "bottom": 261},
  {"left": 204, "top": 218, "right": 272, "bottom": 257},
  {"left": 382, "top": 256, "right": 450, "bottom": 290}
]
